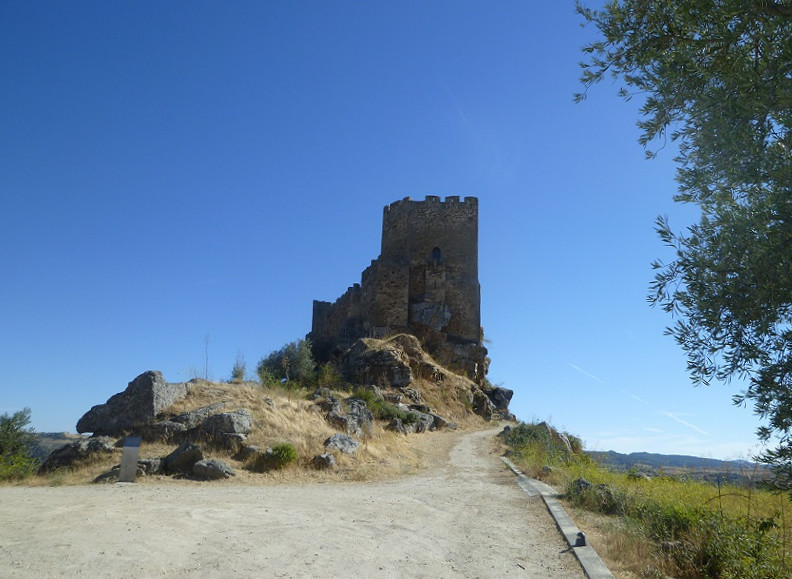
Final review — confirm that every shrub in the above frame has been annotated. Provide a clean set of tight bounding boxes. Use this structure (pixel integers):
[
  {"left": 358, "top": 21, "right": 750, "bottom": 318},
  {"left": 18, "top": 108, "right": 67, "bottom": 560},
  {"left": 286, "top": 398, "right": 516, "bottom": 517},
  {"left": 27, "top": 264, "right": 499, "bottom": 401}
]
[
  {"left": 503, "top": 419, "right": 792, "bottom": 578},
  {"left": 256, "top": 339, "right": 316, "bottom": 384},
  {"left": 230, "top": 354, "right": 246, "bottom": 383},
  {"left": 270, "top": 443, "right": 297, "bottom": 468},
  {"left": 351, "top": 388, "right": 419, "bottom": 425},
  {"left": 315, "top": 363, "right": 343, "bottom": 389},
  {"left": 0, "top": 408, "right": 40, "bottom": 481}
]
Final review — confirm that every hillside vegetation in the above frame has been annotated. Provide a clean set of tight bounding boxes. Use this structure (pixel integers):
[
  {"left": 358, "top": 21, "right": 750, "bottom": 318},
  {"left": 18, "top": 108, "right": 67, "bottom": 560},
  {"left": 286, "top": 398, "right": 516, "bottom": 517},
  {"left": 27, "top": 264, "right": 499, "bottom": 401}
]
[
  {"left": 502, "top": 421, "right": 792, "bottom": 578},
  {"left": 15, "top": 335, "right": 505, "bottom": 486}
]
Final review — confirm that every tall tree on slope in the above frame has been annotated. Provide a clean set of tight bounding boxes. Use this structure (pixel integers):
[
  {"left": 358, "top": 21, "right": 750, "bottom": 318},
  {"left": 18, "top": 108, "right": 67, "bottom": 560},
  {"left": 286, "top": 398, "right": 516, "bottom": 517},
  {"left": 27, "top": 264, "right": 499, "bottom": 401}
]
[{"left": 576, "top": 0, "right": 792, "bottom": 482}]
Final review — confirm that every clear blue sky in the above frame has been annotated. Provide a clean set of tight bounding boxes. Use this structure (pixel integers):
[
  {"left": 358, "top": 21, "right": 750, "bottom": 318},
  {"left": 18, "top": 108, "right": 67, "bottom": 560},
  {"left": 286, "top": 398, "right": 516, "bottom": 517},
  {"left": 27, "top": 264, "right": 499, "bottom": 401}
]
[{"left": 0, "top": 1, "right": 763, "bottom": 460}]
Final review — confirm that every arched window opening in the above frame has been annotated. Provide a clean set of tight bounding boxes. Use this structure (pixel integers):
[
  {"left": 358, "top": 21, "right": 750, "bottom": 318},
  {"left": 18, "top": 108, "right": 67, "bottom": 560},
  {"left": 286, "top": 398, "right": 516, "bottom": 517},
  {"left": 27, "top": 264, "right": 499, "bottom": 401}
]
[{"left": 431, "top": 247, "right": 442, "bottom": 264}]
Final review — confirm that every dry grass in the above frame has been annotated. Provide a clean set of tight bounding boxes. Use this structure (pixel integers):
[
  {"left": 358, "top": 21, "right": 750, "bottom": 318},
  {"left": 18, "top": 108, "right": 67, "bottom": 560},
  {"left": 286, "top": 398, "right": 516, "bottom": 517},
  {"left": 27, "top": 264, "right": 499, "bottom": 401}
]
[{"left": 20, "top": 380, "right": 487, "bottom": 486}]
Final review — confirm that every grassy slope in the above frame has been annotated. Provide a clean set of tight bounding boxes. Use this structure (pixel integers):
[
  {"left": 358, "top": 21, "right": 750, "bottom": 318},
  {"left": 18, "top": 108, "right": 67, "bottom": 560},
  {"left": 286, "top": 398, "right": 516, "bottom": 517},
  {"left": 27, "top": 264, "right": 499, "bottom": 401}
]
[{"left": 21, "top": 377, "right": 490, "bottom": 487}]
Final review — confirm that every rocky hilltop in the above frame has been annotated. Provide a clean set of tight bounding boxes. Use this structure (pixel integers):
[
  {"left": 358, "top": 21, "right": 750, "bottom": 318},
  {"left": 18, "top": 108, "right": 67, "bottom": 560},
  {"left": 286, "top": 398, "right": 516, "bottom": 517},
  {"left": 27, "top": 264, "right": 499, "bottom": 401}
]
[{"left": 43, "top": 334, "right": 512, "bottom": 483}]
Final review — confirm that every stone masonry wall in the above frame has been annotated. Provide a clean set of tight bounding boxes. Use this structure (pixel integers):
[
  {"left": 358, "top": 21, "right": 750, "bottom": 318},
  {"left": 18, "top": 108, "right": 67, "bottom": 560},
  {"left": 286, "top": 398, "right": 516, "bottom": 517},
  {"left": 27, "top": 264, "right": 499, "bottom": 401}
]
[{"left": 310, "top": 196, "right": 483, "bottom": 374}]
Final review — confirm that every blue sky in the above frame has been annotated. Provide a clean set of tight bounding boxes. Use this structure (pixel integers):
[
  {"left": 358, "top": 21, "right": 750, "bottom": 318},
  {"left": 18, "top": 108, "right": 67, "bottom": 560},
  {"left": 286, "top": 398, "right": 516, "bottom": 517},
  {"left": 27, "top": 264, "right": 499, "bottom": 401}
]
[{"left": 0, "top": 2, "right": 764, "bottom": 459}]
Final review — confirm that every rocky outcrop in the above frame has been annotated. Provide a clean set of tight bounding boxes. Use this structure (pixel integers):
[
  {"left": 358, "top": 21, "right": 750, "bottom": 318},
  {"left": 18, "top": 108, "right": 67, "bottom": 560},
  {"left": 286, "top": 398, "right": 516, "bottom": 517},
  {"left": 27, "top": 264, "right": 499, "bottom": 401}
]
[
  {"left": 338, "top": 334, "right": 511, "bottom": 421},
  {"left": 341, "top": 338, "right": 413, "bottom": 388},
  {"left": 39, "top": 436, "right": 116, "bottom": 472},
  {"left": 76, "top": 371, "right": 192, "bottom": 436},
  {"left": 200, "top": 409, "right": 253, "bottom": 436},
  {"left": 324, "top": 433, "right": 360, "bottom": 455},
  {"left": 482, "top": 385, "right": 514, "bottom": 413},
  {"left": 163, "top": 442, "right": 204, "bottom": 474},
  {"left": 471, "top": 388, "right": 495, "bottom": 420},
  {"left": 327, "top": 399, "right": 374, "bottom": 437}
]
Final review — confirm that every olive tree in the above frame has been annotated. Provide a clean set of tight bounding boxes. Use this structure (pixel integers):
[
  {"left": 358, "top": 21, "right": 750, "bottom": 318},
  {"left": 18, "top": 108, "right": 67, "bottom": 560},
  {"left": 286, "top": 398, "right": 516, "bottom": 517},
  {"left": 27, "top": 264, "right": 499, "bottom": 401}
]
[{"left": 577, "top": 1, "right": 792, "bottom": 481}]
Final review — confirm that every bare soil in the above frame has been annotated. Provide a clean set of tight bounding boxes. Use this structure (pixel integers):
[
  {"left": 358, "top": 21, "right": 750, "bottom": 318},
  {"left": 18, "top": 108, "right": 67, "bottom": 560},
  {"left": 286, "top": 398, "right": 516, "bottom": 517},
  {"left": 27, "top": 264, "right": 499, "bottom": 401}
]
[{"left": 0, "top": 429, "right": 584, "bottom": 578}]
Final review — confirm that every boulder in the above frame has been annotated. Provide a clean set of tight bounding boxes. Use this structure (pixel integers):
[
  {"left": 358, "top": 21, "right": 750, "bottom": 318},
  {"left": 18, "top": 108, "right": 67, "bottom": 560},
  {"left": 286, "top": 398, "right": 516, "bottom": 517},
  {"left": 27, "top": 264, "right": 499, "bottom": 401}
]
[
  {"left": 39, "top": 436, "right": 116, "bottom": 472},
  {"left": 471, "top": 388, "right": 494, "bottom": 420},
  {"left": 401, "top": 387, "right": 423, "bottom": 404},
  {"left": 571, "top": 478, "right": 592, "bottom": 494},
  {"left": 324, "top": 433, "right": 360, "bottom": 455},
  {"left": 341, "top": 338, "right": 413, "bottom": 388},
  {"left": 162, "top": 442, "right": 204, "bottom": 474},
  {"left": 497, "top": 425, "right": 513, "bottom": 438},
  {"left": 313, "top": 395, "right": 342, "bottom": 415},
  {"left": 408, "top": 411, "right": 435, "bottom": 434},
  {"left": 233, "top": 445, "right": 263, "bottom": 461},
  {"left": 428, "top": 413, "right": 449, "bottom": 430},
  {"left": 193, "top": 459, "right": 235, "bottom": 480},
  {"left": 345, "top": 399, "right": 374, "bottom": 435},
  {"left": 138, "top": 458, "right": 162, "bottom": 475},
  {"left": 483, "top": 385, "right": 513, "bottom": 412},
  {"left": 386, "top": 418, "right": 406, "bottom": 435},
  {"left": 171, "top": 402, "right": 227, "bottom": 429},
  {"left": 326, "top": 399, "right": 373, "bottom": 436},
  {"left": 200, "top": 409, "right": 253, "bottom": 436},
  {"left": 76, "top": 371, "right": 191, "bottom": 436},
  {"left": 312, "top": 453, "right": 337, "bottom": 470},
  {"left": 143, "top": 420, "right": 189, "bottom": 441}
]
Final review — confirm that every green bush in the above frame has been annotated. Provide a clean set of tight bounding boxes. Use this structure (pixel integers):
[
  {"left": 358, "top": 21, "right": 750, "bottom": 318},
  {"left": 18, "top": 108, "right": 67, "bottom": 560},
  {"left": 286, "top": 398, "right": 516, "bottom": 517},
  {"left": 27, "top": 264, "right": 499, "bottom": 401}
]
[
  {"left": 270, "top": 443, "right": 297, "bottom": 468},
  {"left": 351, "top": 388, "right": 418, "bottom": 425},
  {"left": 256, "top": 339, "right": 316, "bottom": 384},
  {"left": 504, "top": 419, "right": 792, "bottom": 578},
  {"left": 0, "top": 408, "right": 40, "bottom": 481},
  {"left": 230, "top": 354, "right": 246, "bottom": 383},
  {"left": 315, "top": 363, "right": 343, "bottom": 389}
]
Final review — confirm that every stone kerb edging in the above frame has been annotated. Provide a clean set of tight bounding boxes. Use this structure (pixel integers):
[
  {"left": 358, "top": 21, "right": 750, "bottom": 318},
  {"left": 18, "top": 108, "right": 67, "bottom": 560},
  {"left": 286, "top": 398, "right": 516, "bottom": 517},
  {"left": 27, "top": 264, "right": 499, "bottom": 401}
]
[{"left": 501, "top": 457, "right": 615, "bottom": 579}]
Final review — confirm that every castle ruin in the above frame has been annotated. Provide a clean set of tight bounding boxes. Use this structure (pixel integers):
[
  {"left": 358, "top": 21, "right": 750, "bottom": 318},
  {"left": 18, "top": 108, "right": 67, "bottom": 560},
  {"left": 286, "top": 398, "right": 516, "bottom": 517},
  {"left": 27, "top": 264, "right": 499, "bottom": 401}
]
[{"left": 310, "top": 195, "right": 488, "bottom": 382}]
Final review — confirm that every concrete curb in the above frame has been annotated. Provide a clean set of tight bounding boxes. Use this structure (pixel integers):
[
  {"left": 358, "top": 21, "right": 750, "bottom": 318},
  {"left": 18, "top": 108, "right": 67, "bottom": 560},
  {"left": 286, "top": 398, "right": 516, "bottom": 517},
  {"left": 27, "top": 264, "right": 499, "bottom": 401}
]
[{"left": 502, "top": 457, "right": 615, "bottom": 579}]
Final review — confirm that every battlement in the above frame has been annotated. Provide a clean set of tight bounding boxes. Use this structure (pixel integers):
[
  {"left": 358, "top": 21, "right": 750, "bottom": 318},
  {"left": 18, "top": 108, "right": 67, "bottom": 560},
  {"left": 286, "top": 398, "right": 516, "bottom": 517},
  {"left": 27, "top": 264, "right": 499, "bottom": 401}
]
[{"left": 384, "top": 195, "right": 478, "bottom": 214}]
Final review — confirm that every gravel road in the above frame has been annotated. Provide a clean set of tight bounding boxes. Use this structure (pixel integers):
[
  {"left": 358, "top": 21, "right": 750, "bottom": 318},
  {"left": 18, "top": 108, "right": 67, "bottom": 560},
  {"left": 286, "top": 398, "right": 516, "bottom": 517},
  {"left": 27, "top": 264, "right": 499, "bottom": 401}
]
[{"left": 0, "top": 429, "right": 584, "bottom": 578}]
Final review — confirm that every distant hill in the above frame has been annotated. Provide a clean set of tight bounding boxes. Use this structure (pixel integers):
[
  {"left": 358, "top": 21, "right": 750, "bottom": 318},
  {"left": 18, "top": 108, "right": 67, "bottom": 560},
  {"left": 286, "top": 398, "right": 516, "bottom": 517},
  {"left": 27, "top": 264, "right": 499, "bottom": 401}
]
[{"left": 588, "top": 450, "right": 770, "bottom": 485}]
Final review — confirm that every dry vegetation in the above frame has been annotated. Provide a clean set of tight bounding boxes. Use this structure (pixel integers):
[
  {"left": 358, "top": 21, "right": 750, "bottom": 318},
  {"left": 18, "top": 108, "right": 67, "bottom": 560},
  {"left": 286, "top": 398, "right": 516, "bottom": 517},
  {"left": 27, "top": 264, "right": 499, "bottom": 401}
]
[
  {"left": 19, "top": 379, "right": 489, "bottom": 487},
  {"left": 501, "top": 421, "right": 792, "bottom": 579}
]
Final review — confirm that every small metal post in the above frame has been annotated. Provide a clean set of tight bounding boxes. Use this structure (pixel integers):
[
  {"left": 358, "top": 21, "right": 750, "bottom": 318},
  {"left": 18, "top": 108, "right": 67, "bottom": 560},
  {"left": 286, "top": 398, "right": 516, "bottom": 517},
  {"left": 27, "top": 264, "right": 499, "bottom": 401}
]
[
  {"left": 574, "top": 532, "right": 586, "bottom": 547},
  {"left": 118, "top": 436, "right": 142, "bottom": 483}
]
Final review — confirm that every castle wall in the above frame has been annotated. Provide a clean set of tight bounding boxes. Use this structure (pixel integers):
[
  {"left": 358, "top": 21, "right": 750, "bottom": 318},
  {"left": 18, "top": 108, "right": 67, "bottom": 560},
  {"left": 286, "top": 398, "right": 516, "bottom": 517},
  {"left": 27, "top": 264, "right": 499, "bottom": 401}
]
[
  {"left": 310, "top": 195, "right": 482, "bottom": 359},
  {"left": 381, "top": 196, "right": 480, "bottom": 342}
]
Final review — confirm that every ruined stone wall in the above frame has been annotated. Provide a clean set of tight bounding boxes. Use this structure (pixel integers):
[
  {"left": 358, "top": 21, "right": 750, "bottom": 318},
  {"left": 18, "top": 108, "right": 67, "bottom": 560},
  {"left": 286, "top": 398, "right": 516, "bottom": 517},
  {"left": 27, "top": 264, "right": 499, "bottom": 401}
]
[
  {"left": 311, "top": 195, "right": 482, "bottom": 365},
  {"left": 381, "top": 195, "right": 480, "bottom": 342}
]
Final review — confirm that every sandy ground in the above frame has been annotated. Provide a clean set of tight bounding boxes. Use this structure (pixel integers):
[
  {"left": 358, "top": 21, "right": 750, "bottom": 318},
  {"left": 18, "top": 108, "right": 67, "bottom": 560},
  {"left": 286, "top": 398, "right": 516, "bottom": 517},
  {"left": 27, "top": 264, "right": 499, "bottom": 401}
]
[{"left": 0, "top": 429, "right": 584, "bottom": 578}]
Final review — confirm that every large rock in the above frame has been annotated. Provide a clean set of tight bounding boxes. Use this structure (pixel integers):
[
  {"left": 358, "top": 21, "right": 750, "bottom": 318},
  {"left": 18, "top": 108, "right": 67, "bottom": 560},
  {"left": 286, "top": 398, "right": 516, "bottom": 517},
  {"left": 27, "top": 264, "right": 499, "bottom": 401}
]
[
  {"left": 162, "top": 442, "right": 204, "bottom": 474},
  {"left": 200, "top": 409, "right": 253, "bottom": 436},
  {"left": 76, "top": 371, "right": 191, "bottom": 436},
  {"left": 39, "top": 436, "right": 116, "bottom": 472},
  {"left": 471, "top": 388, "right": 494, "bottom": 420},
  {"left": 192, "top": 458, "right": 235, "bottom": 480},
  {"left": 324, "top": 433, "right": 360, "bottom": 455},
  {"left": 326, "top": 399, "right": 374, "bottom": 436},
  {"left": 341, "top": 338, "right": 413, "bottom": 388},
  {"left": 483, "top": 385, "right": 513, "bottom": 412},
  {"left": 171, "top": 402, "right": 227, "bottom": 429}
]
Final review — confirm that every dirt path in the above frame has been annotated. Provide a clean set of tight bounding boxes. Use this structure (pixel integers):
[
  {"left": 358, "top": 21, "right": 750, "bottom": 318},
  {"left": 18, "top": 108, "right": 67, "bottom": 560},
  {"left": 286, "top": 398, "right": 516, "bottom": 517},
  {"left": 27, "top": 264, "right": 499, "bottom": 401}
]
[{"left": 0, "top": 429, "right": 584, "bottom": 578}]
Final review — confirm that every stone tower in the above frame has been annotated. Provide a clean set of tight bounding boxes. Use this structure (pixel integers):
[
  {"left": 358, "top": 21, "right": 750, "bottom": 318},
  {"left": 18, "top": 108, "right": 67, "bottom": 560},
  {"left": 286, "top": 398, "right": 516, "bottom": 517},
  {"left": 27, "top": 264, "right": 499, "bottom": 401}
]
[{"left": 310, "top": 196, "right": 487, "bottom": 381}]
